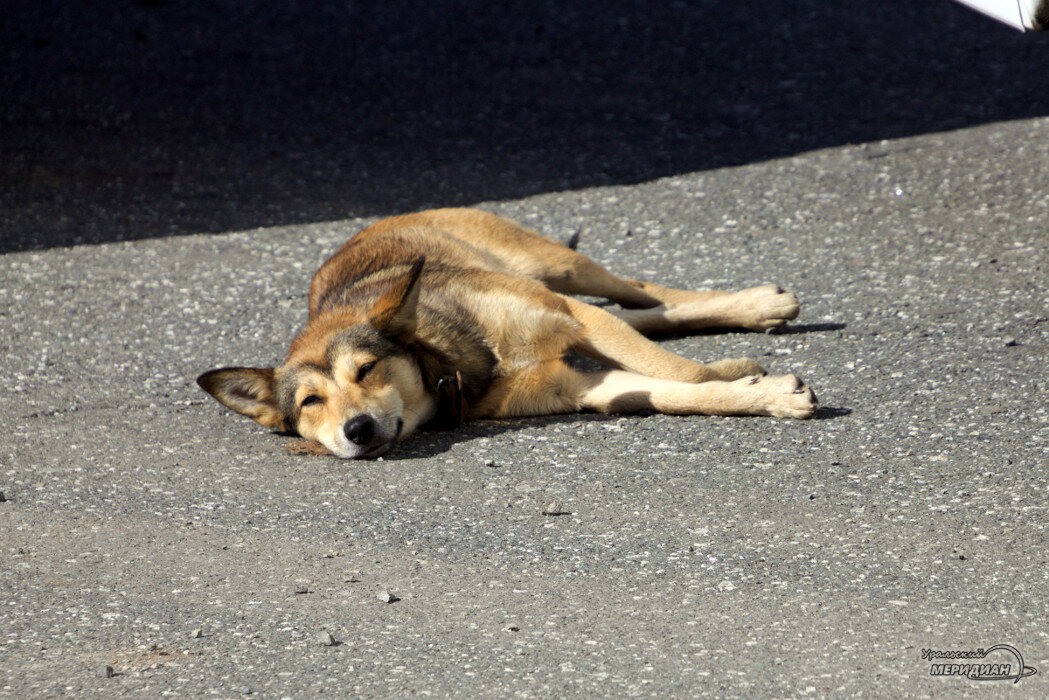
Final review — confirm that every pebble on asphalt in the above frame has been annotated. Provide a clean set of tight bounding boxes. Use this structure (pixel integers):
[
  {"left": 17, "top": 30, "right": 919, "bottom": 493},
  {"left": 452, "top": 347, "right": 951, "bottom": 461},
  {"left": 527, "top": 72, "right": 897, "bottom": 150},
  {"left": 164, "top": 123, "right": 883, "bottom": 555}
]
[
  {"left": 96, "top": 665, "right": 114, "bottom": 678},
  {"left": 317, "top": 630, "right": 336, "bottom": 646},
  {"left": 377, "top": 590, "right": 399, "bottom": 603},
  {"left": 541, "top": 501, "right": 568, "bottom": 516},
  {"left": 191, "top": 628, "right": 203, "bottom": 639}
]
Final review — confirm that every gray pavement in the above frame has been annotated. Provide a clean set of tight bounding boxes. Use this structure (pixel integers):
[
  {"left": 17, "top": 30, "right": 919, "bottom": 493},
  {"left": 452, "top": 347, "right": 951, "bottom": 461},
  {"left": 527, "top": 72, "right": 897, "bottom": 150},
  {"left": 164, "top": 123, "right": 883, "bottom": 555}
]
[{"left": 3, "top": 1, "right": 1049, "bottom": 697}]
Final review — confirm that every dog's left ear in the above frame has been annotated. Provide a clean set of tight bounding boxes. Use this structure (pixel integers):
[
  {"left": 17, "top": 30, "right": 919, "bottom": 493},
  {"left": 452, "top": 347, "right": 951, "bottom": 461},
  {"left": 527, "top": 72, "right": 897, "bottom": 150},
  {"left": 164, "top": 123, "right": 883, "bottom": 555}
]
[
  {"left": 367, "top": 256, "right": 425, "bottom": 339},
  {"left": 196, "top": 367, "right": 288, "bottom": 431}
]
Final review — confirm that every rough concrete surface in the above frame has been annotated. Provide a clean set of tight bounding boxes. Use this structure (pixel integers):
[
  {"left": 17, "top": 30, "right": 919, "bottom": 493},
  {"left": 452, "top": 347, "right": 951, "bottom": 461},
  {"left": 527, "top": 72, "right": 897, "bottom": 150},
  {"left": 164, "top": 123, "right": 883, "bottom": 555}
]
[{"left": 2, "top": 1, "right": 1049, "bottom": 697}]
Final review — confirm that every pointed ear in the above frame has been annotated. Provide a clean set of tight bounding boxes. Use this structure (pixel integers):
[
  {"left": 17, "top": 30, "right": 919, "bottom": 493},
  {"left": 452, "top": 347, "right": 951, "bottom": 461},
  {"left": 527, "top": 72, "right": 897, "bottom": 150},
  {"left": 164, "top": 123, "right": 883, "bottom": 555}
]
[
  {"left": 196, "top": 367, "right": 288, "bottom": 430},
  {"left": 366, "top": 257, "right": 425, "bottom": 339}
]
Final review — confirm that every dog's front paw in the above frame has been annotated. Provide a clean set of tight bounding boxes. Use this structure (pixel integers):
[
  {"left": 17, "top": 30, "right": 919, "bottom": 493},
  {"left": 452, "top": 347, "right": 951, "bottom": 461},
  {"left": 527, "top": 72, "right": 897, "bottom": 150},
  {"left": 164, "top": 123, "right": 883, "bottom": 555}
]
[
  {"left": 738, "top": 373, "right": 817, "bottom": 418},
  {"left": 730, "top": 285, "right": 800, "bottom": 331}
]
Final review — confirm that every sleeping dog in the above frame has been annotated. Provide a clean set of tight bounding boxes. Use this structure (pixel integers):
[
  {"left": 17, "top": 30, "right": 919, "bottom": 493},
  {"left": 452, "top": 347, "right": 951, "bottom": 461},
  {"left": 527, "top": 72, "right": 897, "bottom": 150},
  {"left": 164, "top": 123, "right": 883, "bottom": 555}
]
[{"left": 198, "top": 208, "right": 816, "bottom": 458}]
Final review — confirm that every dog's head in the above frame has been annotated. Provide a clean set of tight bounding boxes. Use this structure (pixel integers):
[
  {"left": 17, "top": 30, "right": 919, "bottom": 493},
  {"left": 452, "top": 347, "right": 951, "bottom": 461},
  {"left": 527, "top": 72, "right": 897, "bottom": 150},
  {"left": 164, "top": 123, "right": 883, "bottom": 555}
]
[{"left": 198, "top": 258, "right": 442, "bottom": 459}]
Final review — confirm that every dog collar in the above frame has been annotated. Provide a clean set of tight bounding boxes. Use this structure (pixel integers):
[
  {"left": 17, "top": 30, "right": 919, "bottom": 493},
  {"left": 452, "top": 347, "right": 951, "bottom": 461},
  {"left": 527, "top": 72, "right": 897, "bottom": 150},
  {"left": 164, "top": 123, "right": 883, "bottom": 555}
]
[{"left": 426, "top": 370, "right": 465, "bottom": 430}]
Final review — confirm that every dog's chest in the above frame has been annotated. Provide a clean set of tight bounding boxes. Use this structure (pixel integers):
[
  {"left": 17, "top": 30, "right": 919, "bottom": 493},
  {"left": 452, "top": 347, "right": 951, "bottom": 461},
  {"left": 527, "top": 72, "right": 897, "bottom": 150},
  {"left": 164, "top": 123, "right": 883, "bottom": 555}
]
[{"left": 454, "top": 290, "right": 582, "bottom": 372}]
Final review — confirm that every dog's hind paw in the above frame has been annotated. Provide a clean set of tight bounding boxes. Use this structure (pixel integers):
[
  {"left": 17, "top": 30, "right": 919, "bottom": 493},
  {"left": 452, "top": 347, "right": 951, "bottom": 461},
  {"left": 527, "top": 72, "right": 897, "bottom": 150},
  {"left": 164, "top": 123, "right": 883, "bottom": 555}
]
[{"left": 730, "top": 285, "right": 800, "bottom": 331}]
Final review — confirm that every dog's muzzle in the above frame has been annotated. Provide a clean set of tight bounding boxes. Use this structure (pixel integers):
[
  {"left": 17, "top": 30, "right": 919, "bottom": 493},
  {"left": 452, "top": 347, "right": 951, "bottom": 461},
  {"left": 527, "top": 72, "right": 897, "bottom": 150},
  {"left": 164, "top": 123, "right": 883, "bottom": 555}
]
[{"left": 342, "top": 415, "right": 400, "bottom": 458}]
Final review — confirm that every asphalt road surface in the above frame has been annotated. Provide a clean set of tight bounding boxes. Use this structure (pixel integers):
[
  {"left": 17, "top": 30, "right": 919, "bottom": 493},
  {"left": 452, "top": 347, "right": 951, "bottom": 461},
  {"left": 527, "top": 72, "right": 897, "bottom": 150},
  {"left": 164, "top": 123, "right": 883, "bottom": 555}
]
[{"left": 2, "top": 1, "right": 1048, "bottom": 696}]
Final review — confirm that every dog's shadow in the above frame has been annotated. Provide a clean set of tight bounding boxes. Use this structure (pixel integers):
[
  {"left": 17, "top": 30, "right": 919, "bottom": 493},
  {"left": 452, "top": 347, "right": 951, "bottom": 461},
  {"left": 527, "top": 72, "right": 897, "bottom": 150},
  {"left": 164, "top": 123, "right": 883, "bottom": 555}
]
[
  {"left": 338, "top": 406, "right": 851, "bottom": 462},
  {"left": 768, "top": 322, "right": 847, "bottom": 335},
  {"left": 369, "top": 412, "right": 613, "bottom": 461},
  {"left": 636, "top": 321, "right": 848, "bottom": 339}
]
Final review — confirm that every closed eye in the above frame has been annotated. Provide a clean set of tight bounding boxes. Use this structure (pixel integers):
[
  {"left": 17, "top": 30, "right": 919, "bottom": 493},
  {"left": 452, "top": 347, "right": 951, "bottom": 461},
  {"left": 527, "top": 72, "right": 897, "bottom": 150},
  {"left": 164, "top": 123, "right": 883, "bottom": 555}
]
[
  {"left": 356, "top": 361, "right": 377, "bottom": 382},
  {"left": 300, "top": 394, "right": 323, "bottom": 409}
]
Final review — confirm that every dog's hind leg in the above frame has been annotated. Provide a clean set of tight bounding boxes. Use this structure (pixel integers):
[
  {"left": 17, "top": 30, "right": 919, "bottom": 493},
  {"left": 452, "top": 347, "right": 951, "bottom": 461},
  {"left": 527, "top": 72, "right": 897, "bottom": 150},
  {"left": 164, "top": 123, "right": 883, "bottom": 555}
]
[
  {"left": 496, "top": 229, "right": 799, "bottom": 329},
  {"left": 561, "top": 296, "right": 765, "bottom": 382},
  {"left": 552, "top": 262, "right": 800, "bottom": 332},
  {"left": 498, "top": 226, "right": 799, "bottom": 329},
  {"left": 608, "top": 285, "right": 800, "bottom": 333},
  {"left": 411, "top": 209, "right": 799, "bottom": 329},
  {"left": 494, "top": 233, "right": 799, "bottom": 330}
]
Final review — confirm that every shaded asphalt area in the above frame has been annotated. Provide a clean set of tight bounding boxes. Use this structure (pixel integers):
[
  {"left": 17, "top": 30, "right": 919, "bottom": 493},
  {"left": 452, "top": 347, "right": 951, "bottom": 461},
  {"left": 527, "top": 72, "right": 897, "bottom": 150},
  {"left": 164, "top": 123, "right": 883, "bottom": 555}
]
[
  {"left": 2, "top": 1, "right": 1048, "bottom": 696},
  {"left": 3, "top": 0, "right": 1049, "bottom": 253}
]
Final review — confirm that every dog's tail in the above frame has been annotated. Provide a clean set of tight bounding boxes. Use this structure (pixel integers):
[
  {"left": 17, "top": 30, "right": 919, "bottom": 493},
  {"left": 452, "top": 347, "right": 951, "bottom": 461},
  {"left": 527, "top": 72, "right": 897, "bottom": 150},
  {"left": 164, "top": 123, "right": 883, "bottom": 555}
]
[{"left": 564, "top": 228, "right": 581, "bottom": 250}]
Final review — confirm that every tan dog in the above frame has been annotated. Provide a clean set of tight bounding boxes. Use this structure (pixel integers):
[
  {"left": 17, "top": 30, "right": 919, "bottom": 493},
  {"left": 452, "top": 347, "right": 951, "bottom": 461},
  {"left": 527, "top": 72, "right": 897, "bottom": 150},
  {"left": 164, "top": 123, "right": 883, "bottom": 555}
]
[{"left": 198, "top": 208, "right": 816, "bottom": 458}]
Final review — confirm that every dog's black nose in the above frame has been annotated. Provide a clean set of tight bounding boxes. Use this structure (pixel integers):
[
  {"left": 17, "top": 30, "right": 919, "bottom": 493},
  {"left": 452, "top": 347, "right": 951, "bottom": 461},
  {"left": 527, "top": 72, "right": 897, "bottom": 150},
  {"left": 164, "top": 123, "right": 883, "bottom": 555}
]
[{"left": 343, "top": 415, "right": 377, "bottom": 446}]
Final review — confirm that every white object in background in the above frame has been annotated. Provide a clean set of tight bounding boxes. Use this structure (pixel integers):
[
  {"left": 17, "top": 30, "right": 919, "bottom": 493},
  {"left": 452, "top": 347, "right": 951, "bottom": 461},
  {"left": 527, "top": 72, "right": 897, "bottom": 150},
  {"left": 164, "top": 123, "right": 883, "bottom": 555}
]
[{"left": 951, "top": 0, "right": 1048, "bottom": 30}]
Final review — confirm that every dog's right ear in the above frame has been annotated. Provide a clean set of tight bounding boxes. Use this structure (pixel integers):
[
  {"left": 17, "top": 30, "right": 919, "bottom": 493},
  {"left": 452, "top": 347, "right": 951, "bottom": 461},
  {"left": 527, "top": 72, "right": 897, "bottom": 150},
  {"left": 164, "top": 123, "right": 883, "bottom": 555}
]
[
  {"left": 196, "top": 367, "right": 288, "bottom": 431},
  {"left": 366, "top": 256, "right": 425, "bottom": 340}
]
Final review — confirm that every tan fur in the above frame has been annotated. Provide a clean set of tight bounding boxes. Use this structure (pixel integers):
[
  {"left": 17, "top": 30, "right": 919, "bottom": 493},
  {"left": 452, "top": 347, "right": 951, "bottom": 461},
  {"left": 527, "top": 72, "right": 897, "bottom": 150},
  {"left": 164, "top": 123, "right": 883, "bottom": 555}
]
[{"left": 198, "top": 208, "right": 817, "bottom": 459}]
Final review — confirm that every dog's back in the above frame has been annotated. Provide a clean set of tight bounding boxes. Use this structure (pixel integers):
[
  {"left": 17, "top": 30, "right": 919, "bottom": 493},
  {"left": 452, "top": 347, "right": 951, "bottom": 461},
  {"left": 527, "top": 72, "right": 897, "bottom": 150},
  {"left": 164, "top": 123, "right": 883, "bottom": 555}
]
[{"left": 309, "top": 208, "right": 589, "bottom": 319}]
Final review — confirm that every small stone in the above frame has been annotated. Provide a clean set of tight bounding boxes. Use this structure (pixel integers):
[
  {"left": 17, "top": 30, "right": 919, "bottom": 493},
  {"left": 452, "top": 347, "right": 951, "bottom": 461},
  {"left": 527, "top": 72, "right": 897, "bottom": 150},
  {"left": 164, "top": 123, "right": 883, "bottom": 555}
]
[
  {"left": 1004, "top": 336, "right": 1018, "bottom": 347},
  {"left": 317, "top": 630, "right": 336, "bottom": 646},
  {"left": 541, "top": 501, "right": 568, "bottom": 516},
  {"left": 0, "top": 491, "right": 6, "bottom": 502},
  {"left": 484, "top": 459, "right": 498, "bottom": 468},
  {"left": 503, "top": 624, "right": 520, "bottom": 632},
  {"left": 284, "top": 440, "right": 332, "bottom": 456},
  {"left": 377, "top": 590, "right": 399, "bottom": 604},
  {"left": 293, "top": 583, "right": 309, "bottom": 594},
  {"left": 344, "top": 571, "right": 361, "bottom": 583},
  {"left": 96, "top": 665, "right": 114, "bottom": 678},
  {"left": 191, "top": 628, "right": 203, "bottom": 639}
]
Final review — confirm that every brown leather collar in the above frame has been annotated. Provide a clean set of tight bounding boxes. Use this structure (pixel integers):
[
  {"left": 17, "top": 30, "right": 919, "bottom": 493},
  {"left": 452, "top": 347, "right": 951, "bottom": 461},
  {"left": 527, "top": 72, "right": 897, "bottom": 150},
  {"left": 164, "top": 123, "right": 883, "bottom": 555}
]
[{"left": 425, "top": 370, "right": 464, "bottom": 430}]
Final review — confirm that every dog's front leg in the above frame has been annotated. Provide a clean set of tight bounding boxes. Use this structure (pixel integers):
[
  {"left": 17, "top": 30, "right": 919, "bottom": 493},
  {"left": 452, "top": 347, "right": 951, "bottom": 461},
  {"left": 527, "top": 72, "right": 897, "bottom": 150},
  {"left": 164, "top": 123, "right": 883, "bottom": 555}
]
[{"left": 576, "top": 370, "right": 817, "bottom": 419}]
